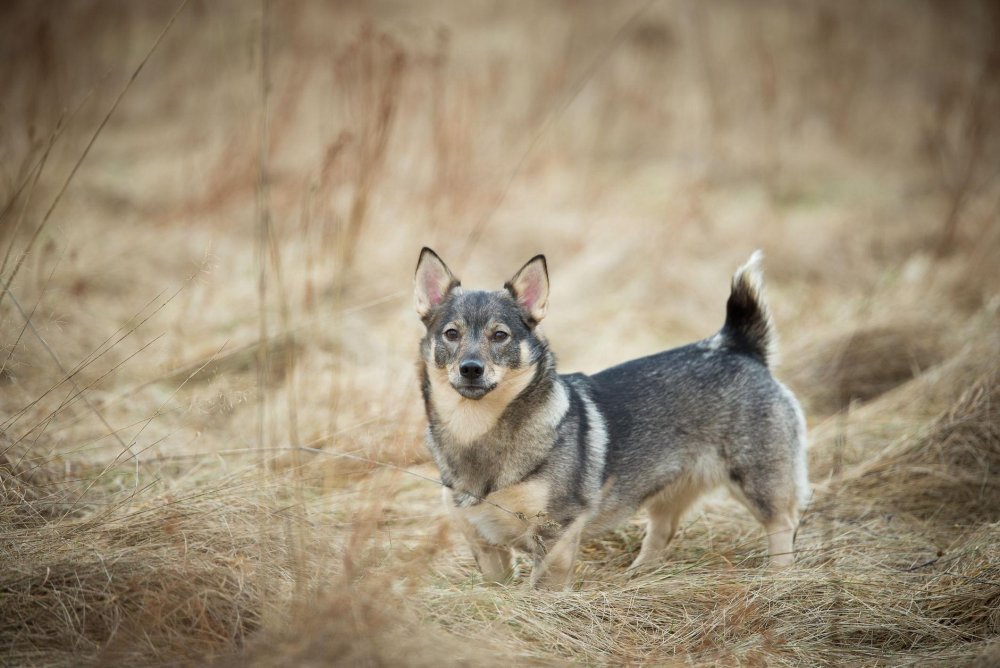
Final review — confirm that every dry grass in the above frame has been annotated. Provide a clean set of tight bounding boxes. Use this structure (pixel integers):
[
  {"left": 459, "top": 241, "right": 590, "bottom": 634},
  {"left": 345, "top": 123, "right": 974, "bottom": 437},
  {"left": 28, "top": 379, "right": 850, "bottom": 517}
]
[
  {"left": 1, "top": 1, "right": 999, "bottom": 665},
  {"left": 2, "top": 487, "right": 288, "bottom": 665},
  {"left": 782, "top": 322, "right": 948, "bottom": 416}
]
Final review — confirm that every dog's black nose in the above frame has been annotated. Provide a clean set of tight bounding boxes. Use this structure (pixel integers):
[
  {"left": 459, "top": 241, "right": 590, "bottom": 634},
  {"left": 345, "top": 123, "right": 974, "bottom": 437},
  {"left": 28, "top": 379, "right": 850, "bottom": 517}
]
[{"left": 459, "top": 360, "right": 485, "bottom": 379}]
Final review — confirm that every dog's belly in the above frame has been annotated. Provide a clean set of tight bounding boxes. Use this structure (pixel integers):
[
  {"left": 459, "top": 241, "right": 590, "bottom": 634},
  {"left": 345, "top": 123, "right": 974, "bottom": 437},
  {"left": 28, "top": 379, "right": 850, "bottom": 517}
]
[{"left": 459, "top": 479, "right": 550, "bottom": 552}]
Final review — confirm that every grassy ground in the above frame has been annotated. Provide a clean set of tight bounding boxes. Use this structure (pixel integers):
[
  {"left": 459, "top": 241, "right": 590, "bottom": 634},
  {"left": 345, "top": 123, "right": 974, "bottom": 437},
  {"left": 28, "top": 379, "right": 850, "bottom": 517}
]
[{"left": 2, "top": 1, "right": 999, "bottom": 665}]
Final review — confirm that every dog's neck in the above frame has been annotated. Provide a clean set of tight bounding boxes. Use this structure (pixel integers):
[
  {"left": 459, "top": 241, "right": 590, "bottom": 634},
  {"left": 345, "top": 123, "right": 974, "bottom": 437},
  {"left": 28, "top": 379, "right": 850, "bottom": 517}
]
[
  {"left": 423, "top": 354, "right": 567, "bottom": 497},
  {"left": 426, "top": 360, "right": 556, "bottom": 445}
]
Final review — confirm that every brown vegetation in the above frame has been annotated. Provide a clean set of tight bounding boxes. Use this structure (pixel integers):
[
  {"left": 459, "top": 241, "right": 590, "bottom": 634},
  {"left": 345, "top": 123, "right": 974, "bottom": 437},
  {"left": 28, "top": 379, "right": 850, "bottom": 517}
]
[{"left": 1, "top": 1, "right": 998, "bottom": 665}]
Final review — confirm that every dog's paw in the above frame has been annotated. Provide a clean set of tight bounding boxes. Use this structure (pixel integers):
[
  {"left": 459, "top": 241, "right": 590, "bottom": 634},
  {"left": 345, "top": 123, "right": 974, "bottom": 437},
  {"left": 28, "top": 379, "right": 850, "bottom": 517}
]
[{"left": 452, "top": 491, "right": 478, "bottom": 508}]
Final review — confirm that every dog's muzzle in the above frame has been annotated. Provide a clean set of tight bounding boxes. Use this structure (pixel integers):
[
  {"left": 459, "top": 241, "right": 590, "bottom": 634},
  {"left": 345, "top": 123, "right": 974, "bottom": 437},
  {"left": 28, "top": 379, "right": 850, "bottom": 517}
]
[
  {"left": 459, "top": 359, "right": 484, "bottom": 379},
  {"left": 454, "top": 359, "right": 494, "bottom": 399},
  {"left": 453, "top": 380, "right": 495, "bottom": 399}
]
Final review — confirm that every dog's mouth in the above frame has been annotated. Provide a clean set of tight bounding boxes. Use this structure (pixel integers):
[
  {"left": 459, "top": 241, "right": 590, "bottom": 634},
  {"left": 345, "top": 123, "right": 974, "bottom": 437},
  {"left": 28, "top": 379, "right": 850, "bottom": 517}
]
[{"left": 452, "top": 381, "right": 496, "bottom": 400}]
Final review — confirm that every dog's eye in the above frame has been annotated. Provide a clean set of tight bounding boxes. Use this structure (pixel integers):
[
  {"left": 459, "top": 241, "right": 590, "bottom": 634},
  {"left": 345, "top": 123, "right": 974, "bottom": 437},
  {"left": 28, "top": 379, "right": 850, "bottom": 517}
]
[
  {"left": 443, "top": 328, "right": 460, "bottom": 341},
  {"left": 492, "top": 331, "right": 509, "bottom": 343}
]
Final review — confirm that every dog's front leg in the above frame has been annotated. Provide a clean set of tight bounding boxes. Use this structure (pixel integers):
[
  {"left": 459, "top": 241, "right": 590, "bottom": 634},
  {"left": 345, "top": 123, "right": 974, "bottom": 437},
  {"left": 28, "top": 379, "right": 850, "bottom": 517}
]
[
  {"left": 444, "top": 489, "right": 514, "bottom": 583},
  {"left": 529, "top": 514, "right": 588, "bottom": 590},
  {"left": 459, "top": 519, "right": 514, "bottom": 583}
]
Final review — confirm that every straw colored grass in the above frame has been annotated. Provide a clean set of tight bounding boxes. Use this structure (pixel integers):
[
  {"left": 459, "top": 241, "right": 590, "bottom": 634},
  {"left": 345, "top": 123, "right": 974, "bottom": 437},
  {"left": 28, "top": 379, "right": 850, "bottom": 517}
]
[
  {"left": 228, "top": 340, "right": 1000, "bottom": 666},
  {"left": 783, "top": 322, "right": 947, "bottom": 416},
  {"left": 2, "top": 1, "right": 999, "bottom": 666},
  {"left": 0, "top": 474, "right": 298, "bottom": 665}
]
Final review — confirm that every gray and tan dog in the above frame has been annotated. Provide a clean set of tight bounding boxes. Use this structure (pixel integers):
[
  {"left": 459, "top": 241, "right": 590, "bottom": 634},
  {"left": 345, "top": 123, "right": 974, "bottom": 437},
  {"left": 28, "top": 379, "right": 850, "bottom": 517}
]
[{"left": 414, "top": 248, "right": 808, "bottom": 589}]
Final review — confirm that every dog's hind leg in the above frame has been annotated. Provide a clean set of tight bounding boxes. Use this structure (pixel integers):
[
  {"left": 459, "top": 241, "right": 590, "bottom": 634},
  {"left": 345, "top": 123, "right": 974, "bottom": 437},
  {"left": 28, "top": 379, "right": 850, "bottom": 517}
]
[
  {"left": 628, "top": 481, "right": 703, "bottom": 571},
  {"left": 725, "top": 473, "right": 800, "bottom": 568},
  {"left": 764, "top": 510, "right": 798, "bottom": 568}
]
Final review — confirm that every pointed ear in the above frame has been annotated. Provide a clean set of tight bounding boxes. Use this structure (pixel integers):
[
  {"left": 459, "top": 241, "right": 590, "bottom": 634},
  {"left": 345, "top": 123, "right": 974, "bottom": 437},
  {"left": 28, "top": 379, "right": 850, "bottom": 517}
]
[
  {"left": 414, "top": 247, "right": 459, "bottom": 321},
  {"left": 505, "top": 254, "right": 549, "bottom": 325}
]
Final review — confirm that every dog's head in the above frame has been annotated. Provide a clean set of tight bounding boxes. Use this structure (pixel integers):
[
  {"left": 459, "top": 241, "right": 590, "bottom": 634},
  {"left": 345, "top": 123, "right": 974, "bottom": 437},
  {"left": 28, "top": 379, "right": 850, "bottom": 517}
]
[{"left": 414, "top": 248, "right": 549, "bottom": 401}]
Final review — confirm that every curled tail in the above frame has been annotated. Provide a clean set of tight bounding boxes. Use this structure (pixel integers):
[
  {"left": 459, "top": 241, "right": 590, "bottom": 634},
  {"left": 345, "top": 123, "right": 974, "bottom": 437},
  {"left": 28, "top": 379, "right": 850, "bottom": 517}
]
[{"left": 720, "top": 250, "right": 776, "bottom": 366}]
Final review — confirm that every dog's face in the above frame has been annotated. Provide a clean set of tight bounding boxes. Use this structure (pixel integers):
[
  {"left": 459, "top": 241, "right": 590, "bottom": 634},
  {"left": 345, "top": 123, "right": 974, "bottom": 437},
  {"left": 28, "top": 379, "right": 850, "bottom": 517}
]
[{"left": 414, "top": 248, "right": 549, "bottom": 400}]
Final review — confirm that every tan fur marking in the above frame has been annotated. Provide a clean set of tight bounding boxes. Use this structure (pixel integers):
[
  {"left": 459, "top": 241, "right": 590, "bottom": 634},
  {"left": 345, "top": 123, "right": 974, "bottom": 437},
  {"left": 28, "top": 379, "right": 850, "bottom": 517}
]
[
  {"left": 459, "top": 478, "right": 550, "bottom": 548},
  {"left": 428, "top": 362, "right": 538, "bottom": 444}
]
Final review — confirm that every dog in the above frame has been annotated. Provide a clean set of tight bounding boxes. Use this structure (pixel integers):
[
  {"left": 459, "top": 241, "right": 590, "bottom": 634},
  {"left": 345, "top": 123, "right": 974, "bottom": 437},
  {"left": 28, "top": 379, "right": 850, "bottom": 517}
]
[{"left": 414, "top": 248, "right": 808, "bottom": 589}]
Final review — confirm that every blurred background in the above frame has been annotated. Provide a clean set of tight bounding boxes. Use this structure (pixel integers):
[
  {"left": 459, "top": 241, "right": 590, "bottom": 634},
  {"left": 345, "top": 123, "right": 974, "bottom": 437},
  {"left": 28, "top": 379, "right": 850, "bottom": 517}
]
[{"left": 1, "top": 1, "right": 998, "bottom": 665}]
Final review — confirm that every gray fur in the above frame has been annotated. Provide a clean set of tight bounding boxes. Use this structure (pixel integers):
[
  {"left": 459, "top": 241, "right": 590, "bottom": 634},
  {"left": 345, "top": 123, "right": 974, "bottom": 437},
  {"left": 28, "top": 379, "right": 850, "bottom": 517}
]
[{"left": 414, "top": 248, "right": 809, "bottom": 588}]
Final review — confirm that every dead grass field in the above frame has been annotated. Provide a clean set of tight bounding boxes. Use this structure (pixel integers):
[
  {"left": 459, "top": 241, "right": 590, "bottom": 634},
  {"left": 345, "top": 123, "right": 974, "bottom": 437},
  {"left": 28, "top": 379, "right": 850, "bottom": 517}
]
[{"left": 1, "top": 1, "right": 999, "bottom": 665}]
